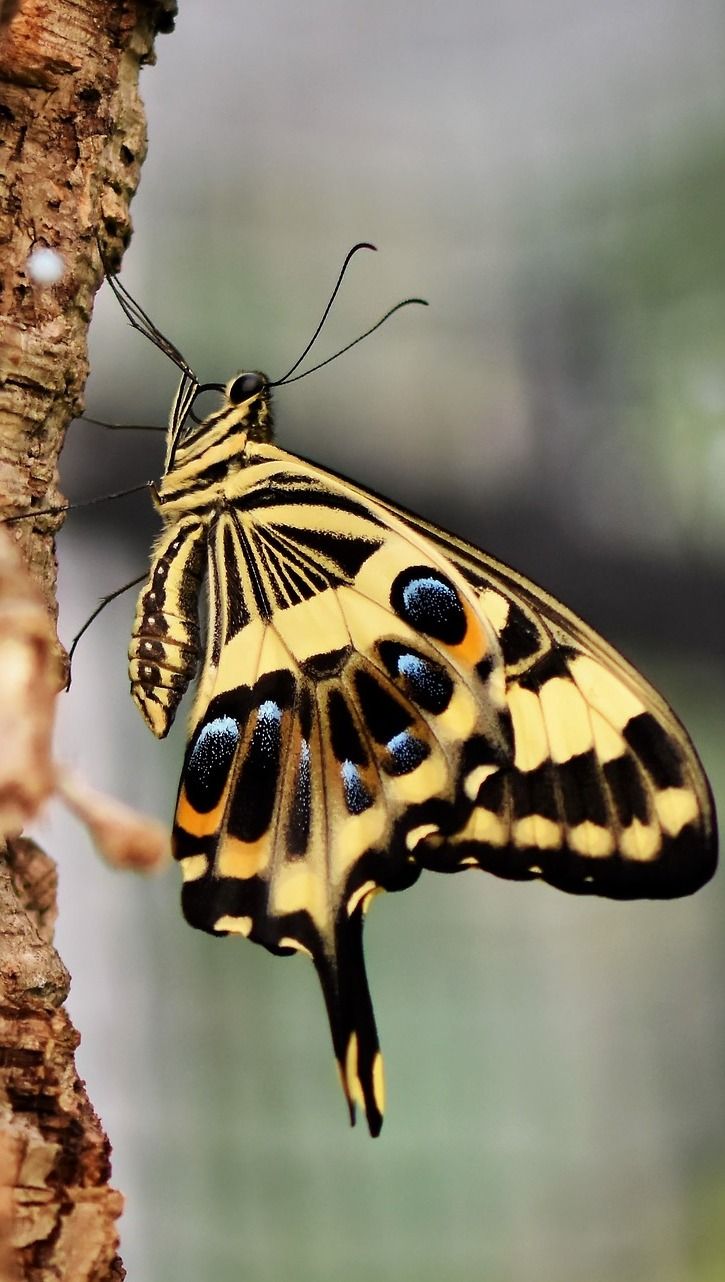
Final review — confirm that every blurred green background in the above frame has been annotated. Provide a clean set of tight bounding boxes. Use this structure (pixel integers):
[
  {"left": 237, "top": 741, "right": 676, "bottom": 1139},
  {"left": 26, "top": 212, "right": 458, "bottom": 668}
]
[{"left": 33, "top": 2, "right": 725, "bottom": 1279}]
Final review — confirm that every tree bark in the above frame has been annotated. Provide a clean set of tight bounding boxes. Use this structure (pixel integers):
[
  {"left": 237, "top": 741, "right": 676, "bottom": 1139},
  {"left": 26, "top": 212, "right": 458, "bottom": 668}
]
[{"left": 0, "top": 2, "right": 175, "bottom": 1277}]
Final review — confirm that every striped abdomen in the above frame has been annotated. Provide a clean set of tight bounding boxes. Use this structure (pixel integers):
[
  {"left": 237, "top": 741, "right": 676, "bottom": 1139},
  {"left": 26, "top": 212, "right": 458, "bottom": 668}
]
[{"left": 129, "top": 519, "right": 208, "bottom": 738}]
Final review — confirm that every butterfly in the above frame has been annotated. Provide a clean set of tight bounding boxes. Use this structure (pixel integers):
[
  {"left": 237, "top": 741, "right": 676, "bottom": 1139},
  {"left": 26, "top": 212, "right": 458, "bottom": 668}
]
[{"left": 111, "top": 249, "right": 717, "bottom": 1137}]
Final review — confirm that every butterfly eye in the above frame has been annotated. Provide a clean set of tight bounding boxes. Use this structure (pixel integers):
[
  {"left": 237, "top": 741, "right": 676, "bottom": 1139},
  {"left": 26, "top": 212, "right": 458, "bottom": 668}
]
[{"left": 228, "top": 372, "right": 265, "bottom": 404}]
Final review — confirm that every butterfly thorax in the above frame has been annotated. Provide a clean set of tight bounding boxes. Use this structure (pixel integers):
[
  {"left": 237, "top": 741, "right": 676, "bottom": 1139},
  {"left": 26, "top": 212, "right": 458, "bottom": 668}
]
[{"left": 157, "top": 372, "right": 275, "bottom": 519}]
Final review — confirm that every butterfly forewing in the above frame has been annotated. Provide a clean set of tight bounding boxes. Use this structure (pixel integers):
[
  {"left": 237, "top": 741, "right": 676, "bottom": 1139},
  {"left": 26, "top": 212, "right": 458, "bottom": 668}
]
[
  {"left": 402, "top": 514, "right": 716, "bottom": 897},
  {"left": 129, "top": 371, "right": 717, "bottom": 1136}
]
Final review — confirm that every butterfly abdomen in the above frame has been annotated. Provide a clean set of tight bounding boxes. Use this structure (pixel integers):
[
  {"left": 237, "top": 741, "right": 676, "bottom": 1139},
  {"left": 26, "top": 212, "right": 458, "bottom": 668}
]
[{"left": 129, "top": 519, "right": 208, "bottom": 738}]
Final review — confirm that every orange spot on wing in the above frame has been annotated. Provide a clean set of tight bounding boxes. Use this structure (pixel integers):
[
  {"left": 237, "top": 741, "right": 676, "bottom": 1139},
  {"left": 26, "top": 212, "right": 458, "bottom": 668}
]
[
  {"left": 446, "top": 599, "right": 489, "bottom": 667},
  {"left": 175, "top": 788, "right": 227, "bottom": 838}
]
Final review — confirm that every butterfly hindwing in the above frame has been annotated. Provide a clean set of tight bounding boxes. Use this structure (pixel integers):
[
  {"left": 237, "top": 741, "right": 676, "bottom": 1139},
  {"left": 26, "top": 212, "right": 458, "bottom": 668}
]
[
  {"left": 128, "top": 372, "right": 716, "bottom": 1136},
  {"left": 170, "top": 497, "right": 516, "bottom": 1132}
]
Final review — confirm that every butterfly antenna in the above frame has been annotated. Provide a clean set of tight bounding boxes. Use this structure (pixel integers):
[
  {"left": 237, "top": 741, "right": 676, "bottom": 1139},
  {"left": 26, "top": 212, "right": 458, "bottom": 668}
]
[
  {"left": 274, "top": 242, "right": 377, "bottom": 384},
  {"left": 66, "top": 572, "right": 146, "bottom": 689},
  {"left": 274, "top": 297, "right": 428, "bottom": 386}
]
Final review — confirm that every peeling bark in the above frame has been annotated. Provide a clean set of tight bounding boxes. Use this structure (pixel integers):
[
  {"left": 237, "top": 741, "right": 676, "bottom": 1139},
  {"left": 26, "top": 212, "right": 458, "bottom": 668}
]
[{"left": 0, "top": 2, "right": 175, "bottom": 1277}]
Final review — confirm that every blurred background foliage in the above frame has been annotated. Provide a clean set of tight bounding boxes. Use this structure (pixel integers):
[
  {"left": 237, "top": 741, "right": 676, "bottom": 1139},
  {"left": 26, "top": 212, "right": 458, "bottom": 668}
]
[{"left": 33, "top": 1, "right": 725, "bottom": 1279}]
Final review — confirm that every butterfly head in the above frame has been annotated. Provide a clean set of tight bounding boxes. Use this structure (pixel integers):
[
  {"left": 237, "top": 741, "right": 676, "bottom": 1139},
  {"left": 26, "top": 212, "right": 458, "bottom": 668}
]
[
  {"left": 163, "top": 368, "right": 275, "bottom": 480},
  {"left": 201, "top": 370, "right": 275, "bottom": 447},
  {"left": 224, "top": 371, "right": 274, "bottom": 443}
]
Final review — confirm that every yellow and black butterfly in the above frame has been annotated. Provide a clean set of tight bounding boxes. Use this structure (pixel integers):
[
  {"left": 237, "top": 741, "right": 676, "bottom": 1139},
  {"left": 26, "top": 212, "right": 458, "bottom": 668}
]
[{"left": 111, "top": 247, "right": 716, "bottom": 1137}]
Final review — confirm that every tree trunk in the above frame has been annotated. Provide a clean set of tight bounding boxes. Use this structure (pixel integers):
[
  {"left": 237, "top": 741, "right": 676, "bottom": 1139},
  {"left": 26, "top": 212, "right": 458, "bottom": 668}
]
[{"left": 0, "top": 2, "right": 175, "bottom": 1276}]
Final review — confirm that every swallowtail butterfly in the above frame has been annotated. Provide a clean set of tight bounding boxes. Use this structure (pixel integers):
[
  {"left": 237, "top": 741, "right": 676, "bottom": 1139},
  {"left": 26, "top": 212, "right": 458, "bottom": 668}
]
[{"left": 111, "top": 253, "right": 717, "bottom": 1136}]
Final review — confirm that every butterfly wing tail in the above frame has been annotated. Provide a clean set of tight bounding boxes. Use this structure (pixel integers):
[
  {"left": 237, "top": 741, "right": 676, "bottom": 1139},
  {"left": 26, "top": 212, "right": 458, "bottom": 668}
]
[{"left": 313, "top": 906, "right": 385, "bottom": 1137}]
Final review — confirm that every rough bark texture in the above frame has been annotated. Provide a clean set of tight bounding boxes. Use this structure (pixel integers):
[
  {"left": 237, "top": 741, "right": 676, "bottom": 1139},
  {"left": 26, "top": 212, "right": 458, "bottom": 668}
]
[{"left": 0, "top": 2, "right": 175, "bottom": 1277}]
